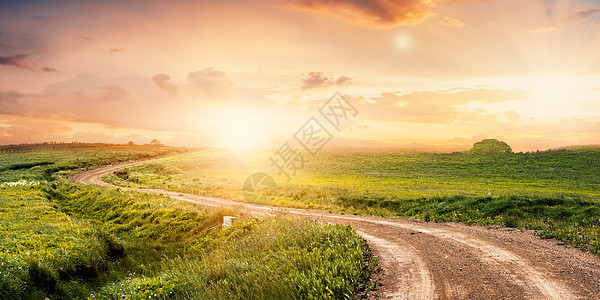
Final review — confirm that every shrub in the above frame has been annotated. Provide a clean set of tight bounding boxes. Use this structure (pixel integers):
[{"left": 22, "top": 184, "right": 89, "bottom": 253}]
[{"left": 469, "top": 139, "right": 512, "bottom": 154}]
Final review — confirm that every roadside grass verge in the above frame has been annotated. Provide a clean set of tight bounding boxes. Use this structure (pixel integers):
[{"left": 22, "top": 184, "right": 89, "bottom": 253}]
[
  {"left": 0, "top": 145, "right": 193, "bottom": 299},
  {"left": 45, "top": 180, "right": 374, "bottom": 299},
  {"left": 97, "top": 217, "right": 374, "bottom": 300},
  {"left": 1, "top": 146, "right": 375, "bottom": 299},
  {"left": 104, "top": 149, "right": 600, "bottom": 256},
  {"left": 0, "top": 186, "right": 121, "bottom": 298}
]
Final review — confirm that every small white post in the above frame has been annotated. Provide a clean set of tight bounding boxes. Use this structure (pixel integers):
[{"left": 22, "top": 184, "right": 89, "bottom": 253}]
[{"left": 222, "top": 216, "right": 236, "bottom": 228}]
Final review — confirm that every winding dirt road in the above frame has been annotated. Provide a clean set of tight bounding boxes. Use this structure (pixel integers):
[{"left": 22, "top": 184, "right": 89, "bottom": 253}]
[{"left": 73, "top": 162, "right": 600, "bottom": 299}]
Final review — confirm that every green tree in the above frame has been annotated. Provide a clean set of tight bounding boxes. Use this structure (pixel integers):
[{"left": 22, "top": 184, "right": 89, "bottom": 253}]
[{"left": 470, "top": 139, "right": 512, "bottom": 154}]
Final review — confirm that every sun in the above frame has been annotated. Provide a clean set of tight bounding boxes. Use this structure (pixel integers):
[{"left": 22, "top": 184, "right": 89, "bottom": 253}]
[{"left": 217, "top": 108, "right": 267, "bottom": 150}]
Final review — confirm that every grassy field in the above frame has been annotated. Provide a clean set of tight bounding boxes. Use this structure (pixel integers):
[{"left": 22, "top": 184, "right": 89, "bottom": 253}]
[
  {"left": 0, "top": 145, "right": 374, "bottom": 299},
  {"left": 104, "top": 146, "right": 600, "bottom": 255},
  {"left": 0, "top": 143, "right": 190, "bottom": 182}
]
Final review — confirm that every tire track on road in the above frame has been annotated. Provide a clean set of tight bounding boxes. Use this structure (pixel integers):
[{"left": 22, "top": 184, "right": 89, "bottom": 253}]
[{"left": 73, "top": 161, "right": 600, "bottom": 299}]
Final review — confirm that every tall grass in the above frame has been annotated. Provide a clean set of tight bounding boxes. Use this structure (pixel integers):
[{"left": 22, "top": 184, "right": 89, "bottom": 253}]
[
  {"left": 105, "top": 149, "right": 600, "bottom": 256},
  {"left": 96, "top": 217, "right": 373, "bottom": 299},
  {"left": 0, "top": 186, "right": 121, "bottom": 298},
  {"left": 1, "top": 146, "right": 374, "bottom": 299}
]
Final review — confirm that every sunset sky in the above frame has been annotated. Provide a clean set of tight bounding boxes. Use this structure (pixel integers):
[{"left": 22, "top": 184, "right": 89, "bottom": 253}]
[{"left": 1, "top": 0, "right": 599, "bottom": 151}]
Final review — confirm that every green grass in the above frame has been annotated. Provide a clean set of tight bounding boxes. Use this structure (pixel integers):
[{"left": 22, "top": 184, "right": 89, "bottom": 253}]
[
  {"left": 0, "top": 144, "right": 190, "bottom": 183},
  {"left": 96, "top": 216, "right": 373, "bottom": 300},
  {"left": 104, "top": 148, "right": 600, "bottom": 256},
  {"left": 0, "top": 145, "right": 374, "bottom": 299},
  {"left": 43, "top": 180, "right": 373, "bottom": 299},
  {"left": 0, "top": 186, "right": 118, "bottom": 298},
  {"left": 106, "top": 149, "right": 600, "bottom": 202}
]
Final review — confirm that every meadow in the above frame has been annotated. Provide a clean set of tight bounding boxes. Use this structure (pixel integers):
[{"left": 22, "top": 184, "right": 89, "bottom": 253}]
[
  {"left": 104, "top": 144, "right": 600, "bottom": 255},
  {"left": 0, "top": 144, "right": 374, "bottom": 299}
]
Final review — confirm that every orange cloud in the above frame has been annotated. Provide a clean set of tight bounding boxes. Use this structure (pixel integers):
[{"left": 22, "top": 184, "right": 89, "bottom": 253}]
[
  {"left": 42, "top": 66, "right": 60, "bottom": 72},
  {"left": 559, "top": 8, "right": 600, "bottom": 23},
  {"left": 0, "top": 114, "right": 178, "bottom": 146},
  {"left": 282, "top": 0, "right": 439, "bottom": 28},
  {"left": 352, "top": 87, "right": 530, "bottom": 123},
  {"left": 439, "top": 16, "right": 464, "bottom": 27},
  {"left": 0, "top": 89, "right": 25, "bottom": 103},
  {"left": 504, "top": 110, "right": 522, "bottom": 122},
  {"left": 383, "top": 87, "right": 531, "bottom": 105},
  {"left": 186, "top": 68, "right": 235, "bottom": 100},
  {"left": 528, "top": 27, "right": 557, "bottom": 34},
  {"left": 0, "top": 115, "right": 71, "bottom": 144},
  {"left": 152, "top": 73, "right": 179, "bottom": 94},
  {"left": 301, "top": 72, "right": 352, "bottom": 90},
  {"left": 0, "top": 70, "right": 291, "bottom": 136},
  {"left": 0, "top": 74, "right": 195, "bottom": 131},
  {"left": 0, "top": 54, "right": 31, "bottom": 69}
]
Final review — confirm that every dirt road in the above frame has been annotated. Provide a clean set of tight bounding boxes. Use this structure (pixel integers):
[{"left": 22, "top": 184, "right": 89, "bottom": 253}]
[{"left": 73, "top": 162, "right": 600, "bottom": 299}]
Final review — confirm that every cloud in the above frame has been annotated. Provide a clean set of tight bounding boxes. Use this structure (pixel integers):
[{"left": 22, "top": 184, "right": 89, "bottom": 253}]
[
  {"left": 0, "top": 89, "right": 25, "bottom": 103},
  {"left": 364, "top": 93, "right": 457, "bottom": 123},
  {"left": 31, "top": 15, "right": 46, "bottom": 22},
  {"left": 0, "top": 71, "right": 289, "bottom": 136},
  {"left": 504, "top": 110, "right": 522, "bottom": 122},
  {"left": 529, "top": 27, "right": 557, "bottom": 34},
  {"left": 0, "top": 54, "right": 31, "bottom": 69},
  {"left": 152, "top": 73, "right": 179, "bottom": 94},
  {"left": 0, "top": 114, "right": 176, "bottom": 146},
  {"left": 559, "top": 8, "right": 600, "bottom": 22},
  {"left": 282, "top": 0, "right": 439, "bottom": 28},
  {"left": 439, "top": 16, "right": 464, "bottom": 27},
  {"left": 109, "top": 48, "right": 125, "bottom": 52},
  {"left": 0, "top": 74, "right": 197, "bottom": 131},
  {"left": 571, "top": 8, "right": 600, "bottom": 19},
  {"left": 543, "top": 119, "right": 600, "bottom": 137},
  {"left": 355, "top": 87, "right": 530, "bottom": 123},
  {"left": 506, "top": 120, "right": 600, "bottom": 150},
  {"left": 186, "top": 67, "right": 235, "bottom": 99},
  {"left": 335, "top": 75, "right": 352, "bottom": 85},
  {"left": 0, "top": 69, "right": 295, "bottom": 147},
  {"left": 301, "top": 72, "right": 352, "bottom": 90},
  {"left": 42, "top": 66, "right": 59, "bottom": 72},
  {"left": 94, "top": 85, "right": 129, "bottom": 102},
  {"left": 70, "top": 131, "right": 155, "bottom": 145},
  {"left": 448, "top": 133, "right": 488, "bottom": 146},
  {"left": 1, "top": 56, "right": 59, "bottom": 73},
  {"left": 381, "top": 87, "right": 531, "bottom": 105},
  {"left": 0, "top": 116, "right": 72, "bottom": 145}
]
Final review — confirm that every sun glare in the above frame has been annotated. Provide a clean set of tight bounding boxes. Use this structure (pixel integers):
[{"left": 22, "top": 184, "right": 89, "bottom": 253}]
[
  {"left": 394, "top": 32, "right": 413, "bottom": 52},
  {"left": 526, "top": 75, "right": 579, "bottom": 105},
  {"left": 481, "top": 74, "right": 592, "bottom": 121},
  {"left": 218, "top": 108, "right": 267, "bottom": 150},
  {"left": 519, "top": 74, "right": 593, "bottom": 119}
]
